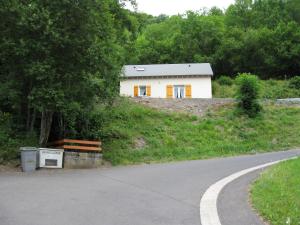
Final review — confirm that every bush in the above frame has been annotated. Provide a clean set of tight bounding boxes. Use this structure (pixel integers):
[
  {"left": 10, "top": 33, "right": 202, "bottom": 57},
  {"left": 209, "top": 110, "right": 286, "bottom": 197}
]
[
  {"left": 212, "top": 81, "right": 237, "bottom": 98},
  {"left": 0, "top": 112, "right": 13, "bottom": 146},
  {"left": 0, "top": 111, "right": 37, "bottom": 164},
  {"left": 0, "top": 112, "right": 18, "bottom": 163},
  {"left": 236, "top": 73, "right": 262, "bottom": 117},
  {"left": 289, "top": 76, "right": 300, "bottom": 89},
  {"left": 217, "top": 76, "right": 234, "bottom": 86}
]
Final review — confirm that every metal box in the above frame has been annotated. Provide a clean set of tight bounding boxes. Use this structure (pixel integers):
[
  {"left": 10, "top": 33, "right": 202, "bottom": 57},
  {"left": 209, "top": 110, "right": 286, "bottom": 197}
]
[{"left": 39, "top": 148, "right": 64, "bottom": 168}]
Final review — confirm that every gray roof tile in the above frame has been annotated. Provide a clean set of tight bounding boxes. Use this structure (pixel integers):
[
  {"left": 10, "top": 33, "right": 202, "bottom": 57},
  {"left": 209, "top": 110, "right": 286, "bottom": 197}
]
[{"left": 122, "top": 63, "right": 213, "bottom": 77}]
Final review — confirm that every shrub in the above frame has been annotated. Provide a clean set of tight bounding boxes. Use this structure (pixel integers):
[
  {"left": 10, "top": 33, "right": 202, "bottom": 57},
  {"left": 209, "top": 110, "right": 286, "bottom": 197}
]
[
  {"left": 0, "top": 112, "right": 13, "bottom": 146},
  {"left": 289, "top": 76, "right": 300, "bottom": 89},
  {"left": 212, "top": 81, "right": 237, "bottom": 98},
  {"left": 0, "top": 112, "right": 18, "bottom": 163},
  {"left": 0, "top": 111, "right": 37, "bottom": 164},
  {"left": 236, "top": 73, "right": 262, "bottom": 117},
  {"left": 217, "top": 76, "right": 233, "bottom": 86}
]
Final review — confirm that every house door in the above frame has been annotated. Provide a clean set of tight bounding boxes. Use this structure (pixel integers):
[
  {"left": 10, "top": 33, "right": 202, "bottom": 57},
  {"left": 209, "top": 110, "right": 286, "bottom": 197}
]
[{"left": 174, "top": 85, "right": 185, "bottom": 99}]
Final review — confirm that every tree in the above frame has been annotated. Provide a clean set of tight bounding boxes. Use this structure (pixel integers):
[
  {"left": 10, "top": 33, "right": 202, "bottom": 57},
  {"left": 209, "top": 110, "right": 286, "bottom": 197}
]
[
  {"left": 134, "top": 16, "right": 182, "bottom": 64},
  {"left": 0, "top": 0, "right": 133, "bottom": 145},
  {"left": 225, "top": 0, "right": 253, "bottom": 29},
  {"left": 208, "top": 7, "right": 224, "bottom": 16},
  {"left": 175, "top": 11, "right": 224, "bottom": 64},
  {"left": 132, "top": 0, "right": 300, "bottom": 78}
]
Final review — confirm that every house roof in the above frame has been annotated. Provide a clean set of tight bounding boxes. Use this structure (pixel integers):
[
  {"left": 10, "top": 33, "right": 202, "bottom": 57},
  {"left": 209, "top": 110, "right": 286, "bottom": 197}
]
[{"left": 122, "top": 63, "right": 213, "bottom": 78}]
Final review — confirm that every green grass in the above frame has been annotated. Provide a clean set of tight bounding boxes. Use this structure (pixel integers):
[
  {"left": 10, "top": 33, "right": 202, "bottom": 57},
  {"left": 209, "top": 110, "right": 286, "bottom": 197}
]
[
  {"left": 251, "top": 158, "right": 300, "bottom": 225},
  {"left": 103, "top": 99, "right": 300, "bottom": 165},
  {"left": 213, "top": 79, "right": 300, "bottom": 99}
]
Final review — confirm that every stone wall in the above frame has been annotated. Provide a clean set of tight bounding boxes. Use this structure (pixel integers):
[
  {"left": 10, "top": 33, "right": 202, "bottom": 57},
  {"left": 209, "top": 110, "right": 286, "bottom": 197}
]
[
  {"left": 63, "top": 151, "right": 103, "bottom": 169},
  {"left": 131, "top": 98, "right": 234, "bottom": 117}
]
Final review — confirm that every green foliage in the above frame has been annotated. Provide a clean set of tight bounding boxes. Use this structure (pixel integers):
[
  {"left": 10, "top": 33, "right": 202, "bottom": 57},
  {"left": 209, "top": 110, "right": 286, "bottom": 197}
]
[
  {"left": 0, "top": 111, "right": 37, "bottom": 164},
  {"left": 2, "top": 0, "right": 300, "bottom": 161},
  {"left": 213, "top": 79, "right": 300, "bottom": 99},
  {"left": 217, "top": 76, "right": 234, "bottom": 86},
  {"left": 0, "top": 112, "right": 13, "bottom": 147},
  {"left": 251, "top": 158, "right": 300, "bottom": 225},
  {"left": 289, "top": 76, "right": 300, "bottom": 89},
  {"left": 134, "top": 16, "right": 182, "bottom": 64},
  {"left": 132, "top": 0, "right": 300, "bottom": 78},
  {"left": 236, "top": 73, "right": 262, "bottom": 117},
  {"left": 212, "top": 82, "right": 236, "bottom": 98},
  {"left": 261, "top": 79, "right": 300, "bottom": 99},
  {"left": 0, "top": 0, "right": 136, "bottom": 144},
  {"left": 103, "top": 99, "right": 300, "bottom": 165}
]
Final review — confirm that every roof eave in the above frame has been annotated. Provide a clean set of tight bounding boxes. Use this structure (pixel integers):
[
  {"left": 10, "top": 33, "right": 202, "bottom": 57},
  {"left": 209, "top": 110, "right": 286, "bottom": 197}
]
[{"left": 121, "top": 74, "right": 213, "bottom": 79}]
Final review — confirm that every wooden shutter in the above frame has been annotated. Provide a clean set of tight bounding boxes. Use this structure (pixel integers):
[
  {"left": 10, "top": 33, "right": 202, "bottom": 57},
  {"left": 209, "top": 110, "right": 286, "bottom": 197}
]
[
  {"left": 185, "top": 85, "right": 192, "bottom": 98},
  {"left": 166, "top": 85, "right": 173, "bottom": 98},
  {"left": 134, "top": 85, "right": 138, "bottom": 97},
  {"left": 146, "top": 86, "right": 151, "bottom": 97}
]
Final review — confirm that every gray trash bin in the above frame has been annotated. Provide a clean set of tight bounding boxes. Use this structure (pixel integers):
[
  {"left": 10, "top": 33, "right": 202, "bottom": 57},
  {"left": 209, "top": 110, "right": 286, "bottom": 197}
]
[{"left": 20, "top": 147, "right": 38, "bottom": 172}]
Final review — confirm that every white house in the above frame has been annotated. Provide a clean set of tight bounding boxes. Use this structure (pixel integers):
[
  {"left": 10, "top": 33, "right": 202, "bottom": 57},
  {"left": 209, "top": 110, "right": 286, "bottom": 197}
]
[{"left": 120, "top": 63, "right": 213, "bottom": 99}]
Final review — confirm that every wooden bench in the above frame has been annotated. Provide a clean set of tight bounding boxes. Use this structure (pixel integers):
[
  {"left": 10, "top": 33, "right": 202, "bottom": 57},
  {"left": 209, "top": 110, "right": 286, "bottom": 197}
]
[{"left": 49, "top": 139, "right": 102, "bottom": 152}]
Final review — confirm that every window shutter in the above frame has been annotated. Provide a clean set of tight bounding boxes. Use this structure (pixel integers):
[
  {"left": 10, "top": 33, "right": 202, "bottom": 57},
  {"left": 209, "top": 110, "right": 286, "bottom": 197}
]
[
  {"left": 185, "top": 85, "right": 192, "bottom": 98},
  {"left": 146, "top": 86, "right": 151, "bottom": 96},
  {"left": 134, "top": 86, "right": 138, "bottom": 97},
  {"left": 166, "top": 85, "right": 173, "bottom": 98}
]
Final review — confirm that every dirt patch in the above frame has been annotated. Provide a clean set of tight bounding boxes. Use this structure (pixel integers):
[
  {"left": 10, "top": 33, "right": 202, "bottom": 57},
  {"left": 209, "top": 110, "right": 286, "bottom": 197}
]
[
  {"left": 0, "top": 161, "right": 21, "bottom": 173},
  {"left": 131, "top": 98, "right": 234, "bottom": 117},
  {"left": 133, "top": 137, "right": 147, "bottom": 150}
]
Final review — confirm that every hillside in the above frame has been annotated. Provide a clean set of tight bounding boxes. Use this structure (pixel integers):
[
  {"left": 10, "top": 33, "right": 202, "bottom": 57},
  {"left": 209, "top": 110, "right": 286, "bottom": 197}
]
[{"left": 103, "top": 99, "right": 300, "bottom": 165}]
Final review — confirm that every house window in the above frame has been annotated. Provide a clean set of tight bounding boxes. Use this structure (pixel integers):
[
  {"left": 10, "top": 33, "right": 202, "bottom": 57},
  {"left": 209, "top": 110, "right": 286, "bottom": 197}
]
[
  {"left": 174, "top": 85, "right": 185, "bottom": 99},
  {"left": 139, "top": 86, "right": 147, "bottom": 96}
]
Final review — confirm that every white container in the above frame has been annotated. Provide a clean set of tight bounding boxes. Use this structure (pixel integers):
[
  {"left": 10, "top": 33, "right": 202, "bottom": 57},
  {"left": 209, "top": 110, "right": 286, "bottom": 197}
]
[{"left": 39, "top": 148, "right": 64, "bottom": 168}]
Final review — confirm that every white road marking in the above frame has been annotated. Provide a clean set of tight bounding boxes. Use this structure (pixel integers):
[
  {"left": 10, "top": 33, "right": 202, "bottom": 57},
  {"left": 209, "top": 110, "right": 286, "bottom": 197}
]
[{"left": 200, "top": 156, "right": 298, "bottom": 225}]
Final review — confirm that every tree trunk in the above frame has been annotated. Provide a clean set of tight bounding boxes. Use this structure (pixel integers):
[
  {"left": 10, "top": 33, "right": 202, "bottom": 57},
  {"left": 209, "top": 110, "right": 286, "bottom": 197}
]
[
  {"left": 39, "top": 110, "right": 54, "bottom": 147},
  {"left": 29, "top": 109, "right": 36, "bottom": 133},
  {"left": 26, "top": 104, "right": 31, "bottom": 132},
  {"left": 58, "top": 113, "right": 64, "bottom": 138}
]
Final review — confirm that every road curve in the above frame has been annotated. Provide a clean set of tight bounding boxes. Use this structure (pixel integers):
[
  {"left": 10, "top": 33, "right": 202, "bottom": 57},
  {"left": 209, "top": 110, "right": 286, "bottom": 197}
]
[
  {"left": 200, "top": 157, "right": 297, "bottom": 225},
  {"left": 0, "top": 149, "right": 299, "bottom": 225}
]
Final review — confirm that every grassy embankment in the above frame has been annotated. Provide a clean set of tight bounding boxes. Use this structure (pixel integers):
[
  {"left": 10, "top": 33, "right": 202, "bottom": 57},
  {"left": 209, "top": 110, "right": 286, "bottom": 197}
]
[
  {"left": 251, "top": 158, "right": 300, "bottom": 225},
  {"left": 103, "top": 99, "right": 300, "bottom": 165},
  {"left": 213, "top": 79, "right": 300, "bottom": 99}
]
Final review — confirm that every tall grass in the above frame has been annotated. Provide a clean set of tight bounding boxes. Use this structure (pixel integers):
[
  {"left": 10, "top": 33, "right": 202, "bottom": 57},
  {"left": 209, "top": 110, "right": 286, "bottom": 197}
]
[{"left": 103, "top": 99, "right": 300, "bottom": 165}]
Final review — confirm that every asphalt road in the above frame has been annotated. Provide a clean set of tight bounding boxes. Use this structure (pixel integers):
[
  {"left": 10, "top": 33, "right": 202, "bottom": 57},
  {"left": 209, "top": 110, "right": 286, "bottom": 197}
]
[{"left": 0, "top": 149, "right": 299, "bottom": 225}]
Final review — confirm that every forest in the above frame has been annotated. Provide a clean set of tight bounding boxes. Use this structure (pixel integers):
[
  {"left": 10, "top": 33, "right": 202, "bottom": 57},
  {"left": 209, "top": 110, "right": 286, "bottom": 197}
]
[
  {"left": 130, "top": 0, "right": 300, "bottom": 78},
  {"left": 0, "top": 0, "right": 300, "bottom": 162}
]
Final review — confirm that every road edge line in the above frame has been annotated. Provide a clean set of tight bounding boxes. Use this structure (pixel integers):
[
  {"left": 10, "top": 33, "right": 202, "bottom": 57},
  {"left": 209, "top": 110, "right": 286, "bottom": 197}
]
[{"left": 199, "top": 156, "right": 298, "bottom": 225}]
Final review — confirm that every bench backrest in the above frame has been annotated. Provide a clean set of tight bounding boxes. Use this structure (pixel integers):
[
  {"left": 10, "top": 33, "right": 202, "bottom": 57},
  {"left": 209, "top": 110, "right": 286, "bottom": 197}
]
[{"left": 49, "top": 139, "right": 102, "bottom": 152}]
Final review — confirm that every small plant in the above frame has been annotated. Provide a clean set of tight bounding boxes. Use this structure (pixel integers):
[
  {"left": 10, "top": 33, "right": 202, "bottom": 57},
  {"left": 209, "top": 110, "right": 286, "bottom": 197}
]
[
  {"left": 289, "top": 76, "right": 300, "bottom": 89},
  {"left": 217, "top": 76, "right": 233, "bottom": 86},
  {"left": 236, "top": 73, "right": 262, "bottom": 117}
]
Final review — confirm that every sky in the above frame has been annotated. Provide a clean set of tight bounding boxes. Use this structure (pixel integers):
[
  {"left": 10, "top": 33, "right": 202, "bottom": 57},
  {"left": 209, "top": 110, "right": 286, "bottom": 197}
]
[{"left": 131, "top": 0, "right": 235, "bottom": 16}]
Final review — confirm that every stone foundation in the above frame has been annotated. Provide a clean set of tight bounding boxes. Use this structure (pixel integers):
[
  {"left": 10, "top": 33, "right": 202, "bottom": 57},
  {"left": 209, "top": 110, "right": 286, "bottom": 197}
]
[
  {"left": 131, "top": 98, "right": 234, "bottom": 117},
  {"left": 63, "top": 151, "right": 103, "bottom": 169}
]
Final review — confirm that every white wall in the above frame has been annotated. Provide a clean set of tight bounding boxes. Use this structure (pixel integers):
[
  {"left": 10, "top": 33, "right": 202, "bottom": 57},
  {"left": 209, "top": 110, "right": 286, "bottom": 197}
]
[{"left": 120, "top": 76, "right": 212, "bottom": 98}]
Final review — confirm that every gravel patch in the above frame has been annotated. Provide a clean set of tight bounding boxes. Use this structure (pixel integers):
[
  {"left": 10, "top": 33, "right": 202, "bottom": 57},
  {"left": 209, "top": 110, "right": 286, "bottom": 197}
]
[{"left": 131, "top": 98, "right": 234, "bottom": 116}]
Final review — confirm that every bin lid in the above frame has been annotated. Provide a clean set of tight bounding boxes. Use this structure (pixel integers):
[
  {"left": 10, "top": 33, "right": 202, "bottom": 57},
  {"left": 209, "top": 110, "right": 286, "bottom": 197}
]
[
  {"left": 20, "top": 147, "right": 38, "bottom": 151},
  {"left": 39, "top": 148, "right": 64, "bottom": 152}
]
